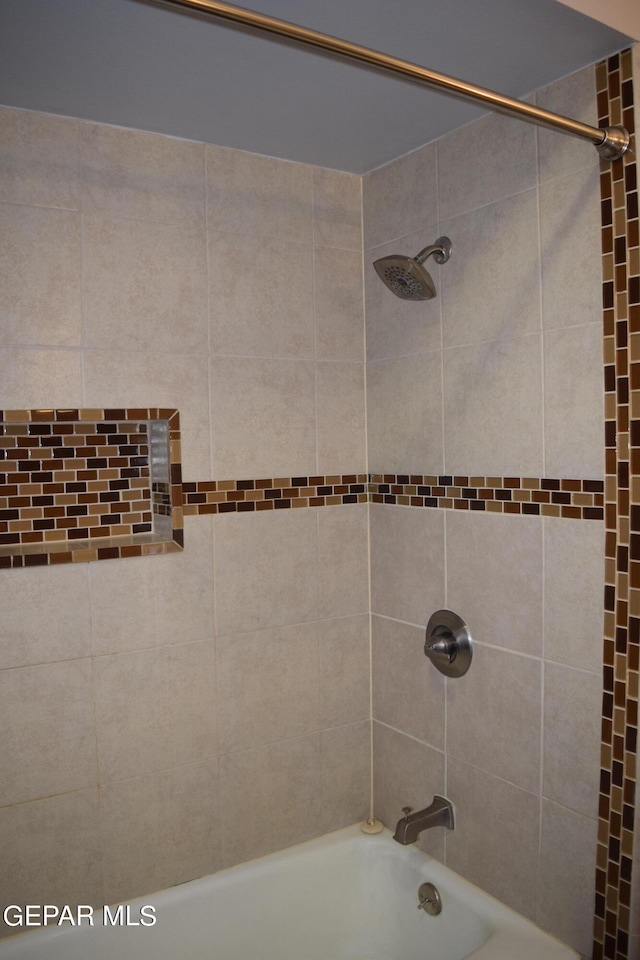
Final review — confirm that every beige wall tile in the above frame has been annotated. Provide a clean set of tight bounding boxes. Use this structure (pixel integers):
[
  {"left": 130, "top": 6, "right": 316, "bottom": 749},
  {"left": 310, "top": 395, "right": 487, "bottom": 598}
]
[
  {"left": 217, "top": 623, "right": 319, "bottom": 752},
  {"left": 206, "top": 145, "right": 312, "bottom": 243},
  {"left": 539, "top": 165, "right": 602, "bottom": 330},
  {"left": 315, "top": 362, "right": 366, "bottom": 474},
  {"left": 372, "top": 720, "right": 445, "bottom": 861},
  {"left": 83, "top": 214, "right": 208, "bottom": 354},
  {"left": 208, "top": 233, "right": 314, "bottom": 359},
  {"left": 320, "top": 721, "right": 370, "bottom": 833},
  {"left": 83, "top": 349, "right": 211, "bottom": 480},
  {"left": 314, "top": 246, "right": 365, "bottom": 361},
  {"left": 0, "top": 347, "right": 83, "bottom": 409},
  {"left": 81, "top": 121, "right": 205, "bottom": 222},
  {"left": 0, "top": 106, "right": 80, "bottom": 209},
  {"left": 0, "top": 563, "right": 91, "bottom": 669},
  {"left": 0, "top": 203, "right": 82, "bottom": 347},
  {"left": 100, "top": 763, "right": 220, "bottom": 905},
  {"left": 90, "top": 516, "right": 214, "bottom": 656},
  {"left": 317, "top": 504, "right": 370, "bottom": 619},
  {"left": 440, "top": 190, "right": 541, "bottom": 348},
  {"left": 447, "top": 644, "right": 542, "bottom": 793},
  {"left": 0, "top": 789, "right": 102, "bottom": 936},
  {"left": 0, "top": 659, "right": 96, "bottom": 806},
  {"left": 318, "top": 615, "right": 371, "bottom": 728},
  {"left": 446, "top": 511, "right": 544, "bottom": 656},
  {"left": 372, "top": 614, "right": 445, "bottom": 749},
  {"left": 446, "top": 759, "right": 540, "bottom": 921},
  {"left": 537, "top": 799, "right": 598, "bottom": 956},
  {"left": 536, "top": 66, "right": 599, "bottom": 184},
  {"left": 210, "top": 356, "right": 316, "bottom": 479},
  {"left": 365, "top": 229, "right": 443, "bottom": 361},
  {"left": 363, "top": 142, "right": 437, "bottom": 250},
  {"left": 542, "top": 662, "right": 602, "bottom": 819},
  {"left": 370, "top": 504, "right": 445, "bottom": 626},
  {"left": 543, "top": 323, "right": 604, "bottom": 478},
  {"left": 367, "top": 353, "right": 444, "bottom": 475},
  {"left": 219, "top": 735, "right": 322, "bottom": 867},
  {"left": 94, "top": 640, "right": 216, "bottom": 783},
  {"left": 438, "top": 107, "right": 537, "bottom": 220},
  {"left": 213, "top": 509, "right": 318, "bottom": 635},
  {"left": 443, "top": 334, "right": 544, "bottom": 477},
  {"left": 544, "top": 517, "right": 604, "bottom": 674},
  {"left": 312, "top": 167, "right": 362, "bottom": 251}
]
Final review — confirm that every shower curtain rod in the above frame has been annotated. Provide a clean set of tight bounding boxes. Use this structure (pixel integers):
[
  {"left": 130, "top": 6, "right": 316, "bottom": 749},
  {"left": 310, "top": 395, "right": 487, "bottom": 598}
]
[{"left": 158, "top": 0, "right": 630, "bottom": 160}]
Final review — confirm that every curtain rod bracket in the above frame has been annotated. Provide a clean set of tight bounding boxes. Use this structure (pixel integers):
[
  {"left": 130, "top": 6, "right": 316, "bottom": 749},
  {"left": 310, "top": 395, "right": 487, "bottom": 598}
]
[{"left": 595, "top": 126, "right": 630, "bottom": 161}]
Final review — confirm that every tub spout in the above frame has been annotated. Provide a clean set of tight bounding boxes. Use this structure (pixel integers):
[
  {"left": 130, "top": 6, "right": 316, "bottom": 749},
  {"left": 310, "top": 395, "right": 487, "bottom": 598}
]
[{"left": 392, "top": 796, "right": 455, "bottom": 845}]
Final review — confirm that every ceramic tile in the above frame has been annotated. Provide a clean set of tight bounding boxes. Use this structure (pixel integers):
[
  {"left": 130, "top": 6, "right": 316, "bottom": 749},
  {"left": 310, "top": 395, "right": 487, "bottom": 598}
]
[
  {"left": 81, "top": 121, "right": 205, "bottom": 222},
  {"left": 315, "top": 362, "right": 366, "bottom": 475},
  {"left": 438, "top": 106, "right": 537, "bottom": 220},
  {"left": 372, "top": 614, "right": 445, "bottom": 749},
  {"left": 0, "top": 106, "right": 80, "bottom": 209},
  {"left": 537, "top": 799, "right": 598, "bottom": 956},
  {"left": 536, "top": 66, "right": 599, "bottom": 183},
  {"left": 0, "top": 562, "right": 91, "bottom": 668},
  {"left": 363, "top": 142, "right": 437, "bottom": 249},
  {"left": 543, "top": 517, "right": 605, "bottom": 674},
  {"left": 217, "top": 622, "right": 319, "bottom": 752},
  {"left": 543, "top": 662, "right": 603, "bottom": 819},
  {"left": 367, "top": 353, "right": 444, "bottom": 475},
  {"left": 443, "top": 334, "right": 544, "bottom": 477},
  {"left": 446, "top": 758, "right": 540, "bottom": 921},
  {"left": 219, "top": 735, "right": 322, "bottom": 867},
  {"left": 370, "top": 503, "right": 445, "bottom": 625},
  {"left": 206, "top": 144, "right": 312, "bottom": 243},
  {"left": 318, "top": 615, "right": 371, "bottom": 728},
  {"left": 440, "top": 190, "right": 541, "bottom": 348},
  {"left": 0, "top": 658, "right": 96, "bottom": 806},
  {"left": 0, "top": 203, "right": 82, "bottom": 347},
  {"left": 320, "top": 721, "right": 370, "bottom": 833},
  {"left": 312, "top": 167, "right": 362, "bottom": 251},
  {"left": 210, "top": 356, "right": 316, "bottom": 479},
  {"left": 213, "top": 508, "right": 318, "bottom": 635},
  {"left": 93, "top": 640, "right": 216, "bottom": 783},
  {"left": 100, "top": 762, "right": 220, "bottom": 905},
  {"left": 314, "top": 246, "right": 365, "bottom": 361},
  {"left": 446, "top": 510, "right": 543, "bottom": 656},
  {"left": 317, "top": 504, "right": 369, "bottom": 619},
  {"left": 0, "top": 789, "right": 101, "bottom": 936},
  {"left": 83, "top": 214, "right": 208, "bottom": 354},
  {"left": 447, "top": 643, "right": 542, "bottom": 793}
]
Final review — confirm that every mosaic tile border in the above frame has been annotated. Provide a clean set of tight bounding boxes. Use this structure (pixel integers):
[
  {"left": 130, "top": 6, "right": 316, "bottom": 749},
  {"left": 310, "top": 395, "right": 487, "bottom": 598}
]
[
  {"left": 594, "top": 50, "right": 639, "bottom": 960},
  {"left": 368, "top": 474, "right": 604, "bottom": 519},
  {"left": 182, "top": 475, "right": 369, "bottom": 513},
  {"left": 0, "top": 408, "right": 184, "bottom": 567}
]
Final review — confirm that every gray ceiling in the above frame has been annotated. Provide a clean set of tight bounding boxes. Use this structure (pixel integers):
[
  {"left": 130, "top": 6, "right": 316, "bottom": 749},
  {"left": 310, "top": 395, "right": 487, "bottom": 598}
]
[{"left": 0, "top": 0, "right": 634, "bottom": 173}]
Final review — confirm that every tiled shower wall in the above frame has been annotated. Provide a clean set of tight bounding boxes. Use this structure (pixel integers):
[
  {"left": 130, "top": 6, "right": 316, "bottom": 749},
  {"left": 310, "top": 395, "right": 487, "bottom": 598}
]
[
  {"left": 0, "top": 55, "right": 637, "bottom": 959},
  {"left": 364, "top": 66, "right": 609, "bottom": 957},
  {"left": 0, "top": 107, "right": 371, "bottom": 923}
]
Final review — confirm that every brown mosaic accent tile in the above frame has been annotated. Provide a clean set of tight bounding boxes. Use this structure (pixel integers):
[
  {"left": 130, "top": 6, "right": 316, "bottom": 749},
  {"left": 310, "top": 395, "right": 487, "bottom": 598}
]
[
  {"left": 367, "top": 474, "right": 604, "bottom": 519},
  {"left": 182, "top": 475, "right": 369, "bottom": 514},
  {"left": 593, "top": 50, "right": 638, "bottom": 960},
  {"left": 0, "top": 409, "right": 183, "bottom": 566}
]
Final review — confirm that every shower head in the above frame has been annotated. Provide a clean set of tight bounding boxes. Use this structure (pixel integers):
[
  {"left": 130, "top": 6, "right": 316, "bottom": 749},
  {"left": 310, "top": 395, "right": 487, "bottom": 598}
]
[{"left": 373, "top": 237, "right": 452, "bottom": 301}]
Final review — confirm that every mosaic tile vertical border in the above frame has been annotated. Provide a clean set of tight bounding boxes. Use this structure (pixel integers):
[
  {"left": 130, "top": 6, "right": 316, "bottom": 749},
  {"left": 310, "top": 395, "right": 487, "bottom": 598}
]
[{"left": 594, "top": 50, "right": 639, "bottom": 960}]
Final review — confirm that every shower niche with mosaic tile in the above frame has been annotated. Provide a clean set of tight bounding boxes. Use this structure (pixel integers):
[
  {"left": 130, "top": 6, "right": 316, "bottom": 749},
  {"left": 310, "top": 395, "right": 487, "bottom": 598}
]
[{"left": 0, "top": 408, "right": 183, "bottom": 567}]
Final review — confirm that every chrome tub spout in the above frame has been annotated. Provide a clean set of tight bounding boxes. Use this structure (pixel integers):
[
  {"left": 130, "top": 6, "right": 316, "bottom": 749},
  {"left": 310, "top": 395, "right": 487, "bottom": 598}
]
[{"left": 393, "top": 796, "right": 455, "bottom": 845}]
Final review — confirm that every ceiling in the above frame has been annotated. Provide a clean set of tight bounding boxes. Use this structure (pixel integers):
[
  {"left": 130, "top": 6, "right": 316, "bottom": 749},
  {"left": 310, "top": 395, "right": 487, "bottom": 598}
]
[{"left": 0, "top": 0, "right": 634, "bottom": 173}]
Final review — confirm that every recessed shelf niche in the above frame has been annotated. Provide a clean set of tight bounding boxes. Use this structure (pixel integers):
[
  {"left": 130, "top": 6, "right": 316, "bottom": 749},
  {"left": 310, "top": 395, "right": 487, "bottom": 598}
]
[{"left": 0, "top": 408, "right": 183, "bottom": 567}]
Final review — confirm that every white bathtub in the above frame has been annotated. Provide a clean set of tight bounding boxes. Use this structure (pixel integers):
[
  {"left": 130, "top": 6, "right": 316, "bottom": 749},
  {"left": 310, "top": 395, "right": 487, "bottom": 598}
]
[{"left": 0, "top": 825, "right": 578, "bottom": 959}]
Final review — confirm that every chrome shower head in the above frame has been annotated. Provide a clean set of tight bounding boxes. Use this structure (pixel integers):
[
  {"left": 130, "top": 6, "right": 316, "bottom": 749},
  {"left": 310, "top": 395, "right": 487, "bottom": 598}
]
[{"left": 373, "top": 237, "right": 452, "bottom": 301}]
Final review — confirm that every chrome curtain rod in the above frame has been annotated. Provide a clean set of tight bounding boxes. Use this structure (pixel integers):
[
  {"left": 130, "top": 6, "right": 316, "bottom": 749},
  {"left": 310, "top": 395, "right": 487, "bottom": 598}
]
[{"left": 159, "top": 0, "right": 629, "bottom": 160}]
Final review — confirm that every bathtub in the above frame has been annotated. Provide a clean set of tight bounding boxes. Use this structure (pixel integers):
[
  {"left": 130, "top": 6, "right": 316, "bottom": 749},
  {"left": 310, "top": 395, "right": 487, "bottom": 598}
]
[{"left": 0, "top": 825, "right": 578, "bottom": 959}]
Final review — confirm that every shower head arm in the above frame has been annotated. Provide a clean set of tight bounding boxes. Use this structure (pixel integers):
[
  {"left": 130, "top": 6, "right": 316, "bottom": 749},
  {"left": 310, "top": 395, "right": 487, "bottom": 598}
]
[{"left": 414, "top": 237, "right": 452, "bottom": 265}]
